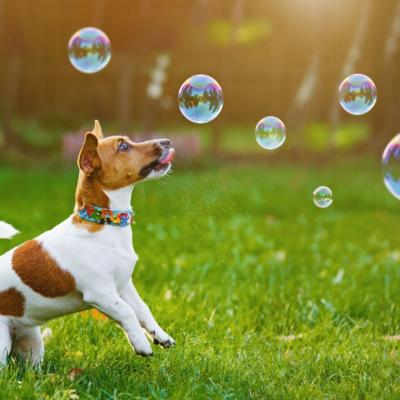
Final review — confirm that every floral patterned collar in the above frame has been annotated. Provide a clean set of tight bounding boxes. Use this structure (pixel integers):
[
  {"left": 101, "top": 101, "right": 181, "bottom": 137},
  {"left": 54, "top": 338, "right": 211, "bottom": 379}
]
[{"left": 77, "top": 205, "right": 134, "bottom": 227}]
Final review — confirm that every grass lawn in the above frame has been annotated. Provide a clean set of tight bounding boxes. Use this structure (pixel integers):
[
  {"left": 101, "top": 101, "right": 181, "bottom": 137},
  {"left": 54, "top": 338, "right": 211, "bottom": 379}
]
[{"left": 0, "top": 158, "right": 399, "bottom": 399}]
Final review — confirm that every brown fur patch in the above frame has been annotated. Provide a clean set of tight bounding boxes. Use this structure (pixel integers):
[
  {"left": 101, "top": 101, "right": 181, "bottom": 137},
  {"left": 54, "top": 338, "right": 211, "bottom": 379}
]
[
  {"left": 72, "top": 214, "right": 104, "bottom": 232},
  {"left": 73, "top": 135, "right": 161, "bottom": 231},
  {"left": 96, "top": 136, "right": 161, "bottom": 190},
  {"left": 0, "top": 287, "right": 25, "bottom": 317},
  {"left": 12, "top": 240, "right": 76, "bottom": 298},
  {"left": 73, "top": 173, "right": 109, "bottom": 232}
]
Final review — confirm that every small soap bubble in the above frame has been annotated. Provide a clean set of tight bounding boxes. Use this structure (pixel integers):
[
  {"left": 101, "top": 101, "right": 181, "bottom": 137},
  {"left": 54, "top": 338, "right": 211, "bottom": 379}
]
[
  {"left": 383, "top": 134, "right": 400, "bottom": 200},
  {"left": 339, "top": 73, "right": 377, "bottom": 115},
  {"left": 178, "top": 74, "right": 223, "bottom": 124},
  {"left": 68, "top": 27, "right": 111, "bottom": 74},
  {"left": 313, "top": 186, "right": 333, "bottom": 208},
  {"left": 255, "top": 116, "right": 286, "bottom": 150}
]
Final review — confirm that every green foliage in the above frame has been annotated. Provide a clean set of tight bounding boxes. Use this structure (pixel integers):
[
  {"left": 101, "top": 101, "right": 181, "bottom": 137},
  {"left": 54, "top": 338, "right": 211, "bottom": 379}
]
[
  {"left": 208, "top": 19, "right": 233, "bottom": 47},
  {"left": 304, "top": 122, "right": 370, "bottom": 152},
  {"left": 333, "top": 123, "right": 370, "bottom": 149},
  {"left": 207, "top": 19, "right": 271, "bottom": 47},
  {"left": 0, "top": 161, "right": 399, "bottom": 399},
  {"left": 10, "top": 119, "right": 60, "bottom": 147},
  {"left": 236, "top": 20, "right": 272, "bottom": 44},
  {"left": 304, "top": 122, "right": 331, "bottom": 152}
]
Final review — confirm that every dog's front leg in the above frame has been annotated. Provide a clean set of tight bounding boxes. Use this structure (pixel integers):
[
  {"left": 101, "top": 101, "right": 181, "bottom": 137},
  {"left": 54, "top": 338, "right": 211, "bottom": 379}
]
[
  {"left": 84, "top": 290, "right": 153, "bottom": 356},
  {"left": 121, "top": 282, "right": 175, "bottom": 348},
  {"left": 0, "top": 321, "right": 11, "bottom": 366}
]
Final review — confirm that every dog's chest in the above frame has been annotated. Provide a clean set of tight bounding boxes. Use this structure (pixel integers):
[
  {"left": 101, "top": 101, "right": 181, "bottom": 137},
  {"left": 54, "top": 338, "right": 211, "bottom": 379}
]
[
  {"left": 41, "top": 219, "right": 139, "bottom": 291},
  {"left": 80, "top": 233, "right": 137, "bottom": 289},
  {"left": 102, "top": 238, "right": 139, "bottom": 288}
]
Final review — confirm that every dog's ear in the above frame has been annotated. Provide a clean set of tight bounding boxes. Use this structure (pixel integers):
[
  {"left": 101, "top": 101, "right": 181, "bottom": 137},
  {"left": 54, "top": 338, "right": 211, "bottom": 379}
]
[
  {"left": 78, "top": 133, "right": 102, "bottom": 176},
  {"left": 92, "top": 120, "right": 104, "bottom": 139}
]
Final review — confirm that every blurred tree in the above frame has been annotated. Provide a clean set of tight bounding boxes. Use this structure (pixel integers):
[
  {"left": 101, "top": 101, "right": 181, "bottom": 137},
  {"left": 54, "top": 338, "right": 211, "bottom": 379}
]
[
  {"left": 0, "top": 0, "right": 398, "bottom": 159},
  {"left": 329, "top": 0, "right": 373, "bottom": 129},
  {"left": 0, "top": 1, "right": 48, "bottom": 156},
  {"left": 381, "top": 0, "right": 400, "bottom": 143},
  {"left": 1, "top": 0, "right": 24, "bottom": 150},
  {"left": 286, "top": 0, "right": 324, "bottom": 146},
  {"left": 210, "top": 0, "right": 245, "bottom": 156}
]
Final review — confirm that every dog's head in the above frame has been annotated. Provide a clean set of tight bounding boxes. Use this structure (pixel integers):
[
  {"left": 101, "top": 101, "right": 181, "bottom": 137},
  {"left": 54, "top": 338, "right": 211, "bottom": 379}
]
[{"left": 77, "top": 121, "right": 174, "bottom": 190}]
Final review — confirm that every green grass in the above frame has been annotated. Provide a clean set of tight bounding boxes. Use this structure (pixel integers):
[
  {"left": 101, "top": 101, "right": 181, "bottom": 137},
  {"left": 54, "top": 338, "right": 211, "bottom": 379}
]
[{"left": 0, "top": 159, "right": 399, "bottom": 399}]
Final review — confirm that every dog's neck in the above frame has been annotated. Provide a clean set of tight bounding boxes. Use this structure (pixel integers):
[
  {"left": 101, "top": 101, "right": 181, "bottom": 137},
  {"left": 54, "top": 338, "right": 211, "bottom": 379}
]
[
  {"left": 103, "top": 185, "right": 134, "bottom": 210},
  {"left": 74, "top": 174, "right": 134, "bottom": 212}
]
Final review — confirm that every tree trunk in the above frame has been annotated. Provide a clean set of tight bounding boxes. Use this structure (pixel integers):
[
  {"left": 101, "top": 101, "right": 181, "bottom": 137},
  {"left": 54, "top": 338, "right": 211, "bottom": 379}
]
[
  {"left": 211, "top": 0, "right": 245, "bottom": 157},
  {"left": 118, "top": 54, "right": 134, "bottom": 132},
  {"left": 381, "top": 0, "right": 400, "bottom": 143},
  {"left": 329, "top": 0, "right": 373, "bottom": 128}
]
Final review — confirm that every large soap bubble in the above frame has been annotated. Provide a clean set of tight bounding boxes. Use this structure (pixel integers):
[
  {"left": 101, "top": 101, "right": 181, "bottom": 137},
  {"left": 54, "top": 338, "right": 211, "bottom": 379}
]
[
  {"left": 255, "top": 116, "right": 286, "bottom": 150},
  {"left": 339, "top": 74, "right": 377, "bottom": 115},
  {"left": 178, "top": 74, "right": 223, "bottom": 124},
  {"left": 383, "top": 134, "right": 400, "bottom": 200},
  {"left": 68, "top": 27, "right": 111, "bottom": 74}
]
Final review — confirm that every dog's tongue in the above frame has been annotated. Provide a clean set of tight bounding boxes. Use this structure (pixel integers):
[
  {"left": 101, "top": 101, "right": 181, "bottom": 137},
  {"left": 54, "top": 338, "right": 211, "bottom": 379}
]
[{"left": 159, "top": 149, "right": 175, "bottom": 164}]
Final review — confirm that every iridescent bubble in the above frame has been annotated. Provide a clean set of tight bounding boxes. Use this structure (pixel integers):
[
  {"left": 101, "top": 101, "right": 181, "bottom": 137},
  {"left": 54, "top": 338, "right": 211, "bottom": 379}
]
[
  {"left": 255, "top": 116, "right": 286, "bottom": 150},
  {"left": 313, "top": 186, "right": 333, "bottom": 208},
  {"left": 383, "top": 134, "right": 400, "bottom": 200},
  {"left": 178, "top": 74, "right": 223, "bottom": 124},
  {"left": 68, "top": 27, "right": 111, "bottom": 74},
  {"left": 339, "top": 73, "right": 377, "bottom": 115}
]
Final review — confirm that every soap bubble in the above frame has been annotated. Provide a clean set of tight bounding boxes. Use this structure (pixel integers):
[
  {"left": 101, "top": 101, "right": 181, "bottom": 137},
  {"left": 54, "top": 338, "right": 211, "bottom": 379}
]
[
  {"left": 339, "top": 74, "right": 377, "bottom": 115},
  {"left": 178, "top": 74, "right": 223, "bottom": 124},
  {"left": 313, "top": 186, "right": 333, "bottom": 208},
  {"left": 255, "top": 116, "right": 286, "bottom": 150},
  {"left": 68, "top": 27, "right": 111, "bottom": 74},
  {"left": 383, "top": 134, "right": 400, "bottom": 200}
]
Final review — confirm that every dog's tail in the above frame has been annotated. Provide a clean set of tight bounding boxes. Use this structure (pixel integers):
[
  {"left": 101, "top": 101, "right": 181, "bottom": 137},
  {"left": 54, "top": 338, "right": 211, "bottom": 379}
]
[{"left": 0, "top": 221, "right": 19, "bottom": 239}]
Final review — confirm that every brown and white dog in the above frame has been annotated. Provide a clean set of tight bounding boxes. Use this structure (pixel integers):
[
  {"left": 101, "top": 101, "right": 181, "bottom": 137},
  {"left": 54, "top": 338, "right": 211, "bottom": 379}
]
[{"left": 0, "top": 121, "right": 175, "bottom": 365}]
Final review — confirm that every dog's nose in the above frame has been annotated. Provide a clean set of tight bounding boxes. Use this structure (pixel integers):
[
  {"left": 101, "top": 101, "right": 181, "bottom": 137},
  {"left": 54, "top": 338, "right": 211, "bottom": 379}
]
[{"left": 159, "top": 139, "right": 171, "bottom": 147}]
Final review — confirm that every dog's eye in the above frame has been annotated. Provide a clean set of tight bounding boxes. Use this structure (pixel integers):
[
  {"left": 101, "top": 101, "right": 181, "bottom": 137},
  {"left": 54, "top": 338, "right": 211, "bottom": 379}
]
[{"left": 118, "top": 142, "right": 130, "bottom": 152}]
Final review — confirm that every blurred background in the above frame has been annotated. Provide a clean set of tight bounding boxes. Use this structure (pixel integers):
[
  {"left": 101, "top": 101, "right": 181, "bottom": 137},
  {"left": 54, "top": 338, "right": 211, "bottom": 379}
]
[
  {"left": 2, "top": 2, "right": 400, "bottom": 397},
  {"left": 0, "top": 0, "right": 399, "bottom": 165}
]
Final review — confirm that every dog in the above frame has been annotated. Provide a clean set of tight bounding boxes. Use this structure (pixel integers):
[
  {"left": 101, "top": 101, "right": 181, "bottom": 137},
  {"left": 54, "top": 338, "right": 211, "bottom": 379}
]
[{"left": 0, "top": 120, "right": 175, "bottom": 365}]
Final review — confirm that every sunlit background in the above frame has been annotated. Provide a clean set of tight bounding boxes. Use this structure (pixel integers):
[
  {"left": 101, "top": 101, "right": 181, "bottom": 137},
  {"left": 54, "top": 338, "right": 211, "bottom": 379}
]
[
  {"left": 1, "top": 2, "right": 400, "bottom": 397},
  {"left": 1, "top": 0, "right": 399, "bottom": 165}
]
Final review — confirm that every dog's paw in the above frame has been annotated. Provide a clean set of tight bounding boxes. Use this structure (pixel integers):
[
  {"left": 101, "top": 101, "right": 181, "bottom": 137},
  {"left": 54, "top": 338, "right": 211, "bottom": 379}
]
[
  {"left": 133, "top": 338, "right": 153, "bottom": 357},
  {"left": 150, "top": 330, "right": 176, "bottom": 348},
  {"left": 135, "top": 348, "right": 153, "bottom": 357}
]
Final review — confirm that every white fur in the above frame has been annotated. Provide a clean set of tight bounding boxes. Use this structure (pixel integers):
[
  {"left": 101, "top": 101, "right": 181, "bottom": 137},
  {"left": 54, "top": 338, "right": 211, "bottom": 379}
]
[
  {"left": 0, "top": 221, "right": 19, "bottom": 239},
  {"left": 0, "top": 181, "right": 175, "bottom": 365},
  {"left": 146, "top": 164, "right": 172, "bottom": 181}
]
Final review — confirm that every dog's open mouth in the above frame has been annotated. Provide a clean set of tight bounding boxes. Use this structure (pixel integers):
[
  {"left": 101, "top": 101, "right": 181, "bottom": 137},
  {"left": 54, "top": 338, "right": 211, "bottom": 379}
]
[
  {"left": 159, "top": 148, "right": 175, "bottom": 165},
  {"left": 153, "top": 148, "right": 175, "bottom": 172},
  {"left": 140, "top": 148, "right": 175, "bottom": 177}
]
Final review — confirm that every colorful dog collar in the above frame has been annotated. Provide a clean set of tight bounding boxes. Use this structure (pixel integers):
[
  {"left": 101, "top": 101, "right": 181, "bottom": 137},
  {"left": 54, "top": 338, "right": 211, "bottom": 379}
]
[{"left": 77, "top": 205, "right": 134, "bottom": 227}]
